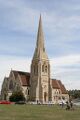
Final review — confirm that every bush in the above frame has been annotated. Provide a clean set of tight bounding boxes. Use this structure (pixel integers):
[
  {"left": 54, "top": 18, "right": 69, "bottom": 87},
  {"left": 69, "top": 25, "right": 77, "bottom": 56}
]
[{"left": 9, "top": 91, "right": 25, "bottom": 102}]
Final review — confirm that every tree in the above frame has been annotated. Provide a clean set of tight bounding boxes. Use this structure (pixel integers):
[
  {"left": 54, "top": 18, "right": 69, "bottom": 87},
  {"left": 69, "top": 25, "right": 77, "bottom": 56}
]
[
  {"left": 68, "top": 90, "right": 80, "bottom": 99},
  {"left": 9, "top": 91, "right": 25, "bottom": 102}
]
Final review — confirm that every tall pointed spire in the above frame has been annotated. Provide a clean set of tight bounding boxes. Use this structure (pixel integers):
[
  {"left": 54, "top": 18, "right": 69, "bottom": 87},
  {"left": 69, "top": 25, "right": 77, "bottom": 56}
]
[
  {"left": 33, "top": 15, "right": 48, "bottom": 60},
  {"left": 30, "top": 15, "right": 50, "bottom": 102},
  {"left": 36, "top": 14, "right": 45, "bottom": 51}
]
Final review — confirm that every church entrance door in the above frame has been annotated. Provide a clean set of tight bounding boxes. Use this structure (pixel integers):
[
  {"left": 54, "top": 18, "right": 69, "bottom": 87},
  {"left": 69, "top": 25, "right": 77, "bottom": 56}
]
[{"left": 44, "top": 92, "right": 47, "bottom": 102}]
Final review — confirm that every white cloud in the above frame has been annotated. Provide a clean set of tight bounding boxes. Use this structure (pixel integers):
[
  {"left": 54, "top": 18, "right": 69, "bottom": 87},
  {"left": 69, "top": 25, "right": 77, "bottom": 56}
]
[
  {"left": 50, "top": 54, "right": 80, "bottom": 90},
  {"left": 0, "top": 55, "right": 31, "bottom": 90},
  {"left": 51, "top": 54, "right": 80, "bottom": 67},
  {"left": 0, "top": 0, "right": 40, "bottom": 33}
]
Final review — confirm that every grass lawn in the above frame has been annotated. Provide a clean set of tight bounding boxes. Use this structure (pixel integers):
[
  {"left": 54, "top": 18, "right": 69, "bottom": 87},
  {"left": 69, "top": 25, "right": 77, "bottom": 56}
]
[{"left": 0, "top": 104, "right": 80, "bottom": 120}]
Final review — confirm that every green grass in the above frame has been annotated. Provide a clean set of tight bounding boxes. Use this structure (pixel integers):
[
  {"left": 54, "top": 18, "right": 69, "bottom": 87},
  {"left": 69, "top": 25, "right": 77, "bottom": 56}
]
[{"left": 0, "top": 104, "right": 80, "bottom": 120}]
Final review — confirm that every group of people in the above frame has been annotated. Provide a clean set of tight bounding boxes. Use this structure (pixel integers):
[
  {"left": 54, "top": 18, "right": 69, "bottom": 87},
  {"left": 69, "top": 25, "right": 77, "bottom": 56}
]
[
  {"left": 61, "top": 99, "right": 74, "bottom": 110},
  {"left": 66, "top": 100, "right": 74, "bottom": 110}
]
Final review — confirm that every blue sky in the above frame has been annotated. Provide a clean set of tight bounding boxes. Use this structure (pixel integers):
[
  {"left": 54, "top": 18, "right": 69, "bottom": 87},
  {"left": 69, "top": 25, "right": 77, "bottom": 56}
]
[{"left": 0, "top": 0, "right": 80, "bottom": 90}]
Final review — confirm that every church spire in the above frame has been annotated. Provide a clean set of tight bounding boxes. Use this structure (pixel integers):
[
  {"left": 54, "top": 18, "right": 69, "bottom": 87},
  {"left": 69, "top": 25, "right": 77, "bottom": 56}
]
[
  {"left": 33, "top": 15, "right": 48, "bottom": 60},
  {"left": 30, "top": 15, "right": 50, "bottom": 102},
  {"left": 36, "top": 14, "right": 45, "bottom": 51}
]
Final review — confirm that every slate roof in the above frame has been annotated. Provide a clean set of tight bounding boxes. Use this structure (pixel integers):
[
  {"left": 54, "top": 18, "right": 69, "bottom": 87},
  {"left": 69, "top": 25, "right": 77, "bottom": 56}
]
[
  {"left": 52, "top": 79, "right": 60, "bottom": 89},
  {"left": 52, "top": 79, "right": 67, "bottom": 94},
  {"left": 12, "top": 70, "right": 30, "bottom": 86},
  {"left": 11, "top": 70, "right": 67, "bottom": 93},
  {"left": 58, "top": 80, "right": 68, "bottom": 94}
]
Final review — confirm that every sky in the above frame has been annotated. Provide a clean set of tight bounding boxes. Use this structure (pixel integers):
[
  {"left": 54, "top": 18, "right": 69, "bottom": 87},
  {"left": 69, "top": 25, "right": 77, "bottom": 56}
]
[{"left": 0, "top": 0, "right": 80, "bottom": 90}]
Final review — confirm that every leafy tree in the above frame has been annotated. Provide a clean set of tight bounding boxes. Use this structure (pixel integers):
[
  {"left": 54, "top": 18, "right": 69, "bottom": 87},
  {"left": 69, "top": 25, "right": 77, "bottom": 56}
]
[
  {"left": 9, "top": 90, "right": 25, "bottom": 102},
  {"left": 68, "top": 90, "right": 80, "bottom": 99}
]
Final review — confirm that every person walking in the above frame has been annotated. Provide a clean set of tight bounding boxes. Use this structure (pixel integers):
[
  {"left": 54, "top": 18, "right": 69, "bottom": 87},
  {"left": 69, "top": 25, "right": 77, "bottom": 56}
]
[{"left": 66, "top": 101, "right": 70, "bottom": 110}]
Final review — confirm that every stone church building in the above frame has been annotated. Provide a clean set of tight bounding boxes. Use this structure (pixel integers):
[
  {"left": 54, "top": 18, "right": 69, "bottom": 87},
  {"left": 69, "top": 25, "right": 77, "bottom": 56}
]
[{"left": 1, "top": 16, "right": 69, "bottom": 104}]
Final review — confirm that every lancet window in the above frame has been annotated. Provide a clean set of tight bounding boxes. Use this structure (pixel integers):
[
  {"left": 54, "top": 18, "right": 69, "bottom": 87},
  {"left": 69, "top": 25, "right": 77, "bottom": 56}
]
[
  {"left": 42, "top": 64, "right": 48, "bottom": 73},
  {"left": 9, "top": 80, "right": 13, "bottom": 90}
]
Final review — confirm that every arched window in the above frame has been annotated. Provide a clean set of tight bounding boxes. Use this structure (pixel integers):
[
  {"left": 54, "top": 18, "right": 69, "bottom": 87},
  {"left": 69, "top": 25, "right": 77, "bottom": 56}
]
[
  {"left": 59, "top": 90, "right": 61, "bottom": 94},
  {"left": 9, "top": 80, "right": 13, "bottom": 90},
  {"left": 36, "top": 65, "right": 38, "bottom": 75},
  {"left": 26, "top": 88, "right": 29, "bottom": 95},
  {"left": 42, "top": 65, "right": 44, "bottom": 72},
  {"left": 34, "top": 66, "right": 35, "bottom": 74},
  {"left": 34, "top": 65, "right": 38, "bottom": 75},
  {"left": 16, "top": 84, "right": 21, "bottom": 91},
  {"left": 28, "top": 89, "right": 29, "bottom": 95},
  {"left": 45, "top": 65, "right": 47, "bottom": 72}
]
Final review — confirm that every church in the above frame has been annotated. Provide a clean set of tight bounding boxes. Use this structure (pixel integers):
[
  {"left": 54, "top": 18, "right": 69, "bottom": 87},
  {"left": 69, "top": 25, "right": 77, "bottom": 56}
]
[{"left": 1, "top": 15, "right": 69, "bottom": 104}]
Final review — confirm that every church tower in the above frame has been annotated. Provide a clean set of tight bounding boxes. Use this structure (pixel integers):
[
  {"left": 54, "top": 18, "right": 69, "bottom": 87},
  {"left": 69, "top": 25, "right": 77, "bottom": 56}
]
[{"left": 30, "top": 15, "right": 51, "bottom": 103}]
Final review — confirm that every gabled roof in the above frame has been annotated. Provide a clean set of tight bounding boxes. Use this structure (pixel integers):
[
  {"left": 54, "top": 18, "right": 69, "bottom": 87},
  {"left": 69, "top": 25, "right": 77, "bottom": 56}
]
[
  {"left": 2, "top": 77, "right": 9, "bottom": 86},
  {"left": 52, "top": 79, "right": 67, "bottom": 94},
  {"left": 4, "top": 77, "right": 9, "bottom": 81},
  {"left": 19, "top": 74, "right": 30, "bottom": 86},
  {"left": 12, "top": 70, "right": 30, "bottom": 86},
  {"left": 58, "top": 80, "right": 68, "bottom": 94},
  {"left": 52, "top": 79, "right": 60, "bottom": 89}
]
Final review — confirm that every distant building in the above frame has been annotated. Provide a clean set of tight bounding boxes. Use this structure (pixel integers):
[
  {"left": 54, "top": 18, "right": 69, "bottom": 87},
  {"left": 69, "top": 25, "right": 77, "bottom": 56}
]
[{"left": 1, "top": 15, "right": 69, "bottom": 104}]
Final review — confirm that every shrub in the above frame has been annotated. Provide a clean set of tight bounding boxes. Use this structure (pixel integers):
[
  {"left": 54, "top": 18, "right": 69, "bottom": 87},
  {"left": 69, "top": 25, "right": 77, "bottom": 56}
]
[{"left": 9, "top": 91, "right": 25, "bottom": 102}]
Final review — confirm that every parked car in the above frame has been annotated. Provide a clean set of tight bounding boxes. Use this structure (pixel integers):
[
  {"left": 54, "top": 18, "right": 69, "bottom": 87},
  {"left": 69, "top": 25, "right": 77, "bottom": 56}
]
[{"left": 0, "top": 101, "right": 13, "bottom": 104}]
